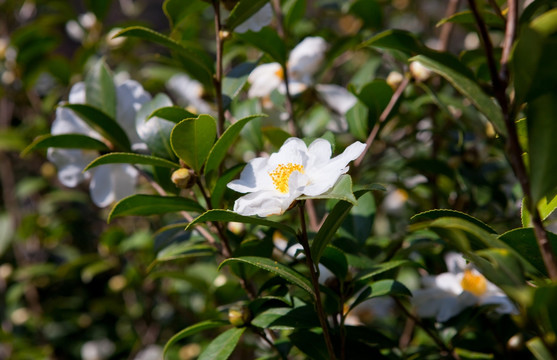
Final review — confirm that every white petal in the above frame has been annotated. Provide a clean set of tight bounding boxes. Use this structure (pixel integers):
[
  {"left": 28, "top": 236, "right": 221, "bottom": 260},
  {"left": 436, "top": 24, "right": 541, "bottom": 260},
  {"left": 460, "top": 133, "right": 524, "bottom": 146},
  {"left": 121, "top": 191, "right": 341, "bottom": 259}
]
[
  {"left": 288, "top": 37, "right": 327, "bottom": 81},
  {"left": 444, "top": 252, "right": 468, "bottom": 274},
  {"left": 307, "top": 138, "right": 332, "bottom": 164},
  {"left": 433, "top": 272, "right": 463, "bottom": 295},
  {"left": 479, "top": 295, "right": 518, "bottom": 315},
  {"left": 412, "top": 288, "right": 452, "bottom": 319},
  {"left": 436, "top": 292, "right": 476, "bottom": 322},
  {"left": 68, "top": 81, "right": 86, "bottom": 103},
  {"left": 235, "top": 3, "right": 273, "bottom": 33},
  {"left": 315, "top": 84, "right": 357, "bottom": 115},
  {"left": 278, "top": 80, "right": 308, "bottom": 96},
  {"left": 116, "top": 80, "right": 151, "bottom": 146},
  {"left": 90, "top": 164, "right": 138, "bottom": 207},
  {"left": 228, "top": 157, "right": 271, "bottom": 193},
  {"left": 51, "top": 106, "right": 98, "bottom": 138},
  {"left": 47, "top": 148, "right": 95, "bottom": 187},
  {"left": 266, "top": 137, "right": 308, "bottom": 170},
  {"left": 247, "top": 63, "right": 283, "bottom": 98},
  {"left": 232, "top": 190, "right": 297, "bottom": 217}
]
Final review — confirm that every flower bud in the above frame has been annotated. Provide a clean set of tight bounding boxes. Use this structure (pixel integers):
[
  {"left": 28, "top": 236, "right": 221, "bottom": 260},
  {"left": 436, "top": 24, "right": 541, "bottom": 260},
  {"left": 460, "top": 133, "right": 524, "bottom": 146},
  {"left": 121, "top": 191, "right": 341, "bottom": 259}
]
[
  {"left": 386, "top": 71, "right": 404, "bottom": 90},
  {"left": 409, "top": 61, "right": 431, "bottom": 82},
  {"left": 171, "top": 168, "right": 196, "bottom": 189},
  {"left": 228, "top": 306, "right": 251, "bottom": 327}
]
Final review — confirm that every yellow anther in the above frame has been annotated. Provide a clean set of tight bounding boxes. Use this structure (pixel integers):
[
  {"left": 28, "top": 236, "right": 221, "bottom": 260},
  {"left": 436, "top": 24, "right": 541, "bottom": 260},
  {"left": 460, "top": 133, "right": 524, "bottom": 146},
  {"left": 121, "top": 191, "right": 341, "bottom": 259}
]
[
  {"left": 274, "top": 67, "right": 284, "bottom": 80},
  {"left": 460, "top": 269, "right": 487, "bottom": 296},
  {"left": 269, "top": 163, "right": 304, "bottom": 193}
]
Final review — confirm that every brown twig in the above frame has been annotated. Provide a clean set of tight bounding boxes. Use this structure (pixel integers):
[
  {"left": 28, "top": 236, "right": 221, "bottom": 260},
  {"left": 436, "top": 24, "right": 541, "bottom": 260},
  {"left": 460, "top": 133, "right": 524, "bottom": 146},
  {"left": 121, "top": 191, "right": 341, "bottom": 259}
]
[
  {"left": 354, "top": 75, "right": 410, "bottom": 167},
  {"left": 438, "top": 0, "right": 461, "bottom": 52},
  {"left": 212, "top": 0, "right": 225, "bottom": 136}
]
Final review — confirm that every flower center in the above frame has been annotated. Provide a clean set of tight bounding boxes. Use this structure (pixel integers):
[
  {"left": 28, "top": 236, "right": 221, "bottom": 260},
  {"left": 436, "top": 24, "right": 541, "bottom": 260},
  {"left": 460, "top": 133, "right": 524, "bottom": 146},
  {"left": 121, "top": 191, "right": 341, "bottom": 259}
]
[
  {"left": 269, "top": 163, "right": 304, "bottom": 193},
  {"left": 460, "top": 269, "right": 487, "bottom": 296},
  {"left": 274, "top": 67, "right": 284, "bottom": 80}
]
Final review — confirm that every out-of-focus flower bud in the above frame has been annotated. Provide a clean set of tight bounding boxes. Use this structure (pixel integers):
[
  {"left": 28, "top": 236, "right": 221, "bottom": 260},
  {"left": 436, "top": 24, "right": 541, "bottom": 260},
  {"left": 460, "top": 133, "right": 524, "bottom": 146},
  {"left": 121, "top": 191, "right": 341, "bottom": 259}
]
[
  {"left": 386, "top": 71, "right": 404, "bottom": 90},
  {"left": 228, "top": 305, "right": 252, "bottom": 327},
  {"left": 410, "top": 61, "right": 431, "bottom": 82},
  {"left": 171, "top": 168, "right": 196, "bottom": 189},
  {"left": 227, "top": 221, "right": 245, "bottom": 235}
]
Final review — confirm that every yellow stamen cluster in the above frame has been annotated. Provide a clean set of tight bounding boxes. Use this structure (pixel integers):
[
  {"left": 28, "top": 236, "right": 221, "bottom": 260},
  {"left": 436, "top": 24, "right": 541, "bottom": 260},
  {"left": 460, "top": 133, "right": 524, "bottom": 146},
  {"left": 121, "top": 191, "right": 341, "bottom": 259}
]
[
  {"left": 274, "top": 67, "right": 284, "bottom": 80},
  {"left": 269, "top": 163, "right": 304, "bottom": 193},
  {"left": 460, "top": 269, "right": 487, "bottom": 296}
]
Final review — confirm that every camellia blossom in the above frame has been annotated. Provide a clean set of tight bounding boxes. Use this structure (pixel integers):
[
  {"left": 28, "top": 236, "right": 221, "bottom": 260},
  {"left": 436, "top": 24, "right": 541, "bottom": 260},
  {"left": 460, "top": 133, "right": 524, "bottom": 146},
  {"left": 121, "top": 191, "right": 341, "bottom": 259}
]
[
  {"left": 412, "top": 252, "right": 517, "bottom": 322},
  {"left": 47, "top": 79, "right": 152, "bottom": 207},
  {"left": 227, "top": 137, "right": 366, "bottom": 217}
]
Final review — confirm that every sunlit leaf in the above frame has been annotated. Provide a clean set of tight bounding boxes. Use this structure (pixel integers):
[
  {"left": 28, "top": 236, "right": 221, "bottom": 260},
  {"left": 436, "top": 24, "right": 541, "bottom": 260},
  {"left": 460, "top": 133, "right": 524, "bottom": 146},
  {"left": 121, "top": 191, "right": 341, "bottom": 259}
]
[
  {"left": 84, "top": 153, "right": 180, "bottom": 171},
  {"left": 21, "top": 134, "right": 109, "bottom": 157},
  {"left": 198, "top": 327, "right": 245, "bottom": 360}
]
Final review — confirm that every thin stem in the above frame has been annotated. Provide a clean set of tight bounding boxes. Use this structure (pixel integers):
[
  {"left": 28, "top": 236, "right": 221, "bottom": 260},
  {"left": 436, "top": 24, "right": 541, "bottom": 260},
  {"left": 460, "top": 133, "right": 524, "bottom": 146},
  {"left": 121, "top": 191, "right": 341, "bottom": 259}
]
[
  {"left": 438, "top": 0, "right": 461, "bottom": 52},
  {"left": 212, "top": 0, "right": 225, "bottom": 136},
  {"left": 354, "top": 75, "right": 410, "bottom": 167},
  {"left": 500, "top": 0, "right": 517, "bottom": 78},
  {"left": 298, "top": 204, "right": 337, "bottom": 360}
]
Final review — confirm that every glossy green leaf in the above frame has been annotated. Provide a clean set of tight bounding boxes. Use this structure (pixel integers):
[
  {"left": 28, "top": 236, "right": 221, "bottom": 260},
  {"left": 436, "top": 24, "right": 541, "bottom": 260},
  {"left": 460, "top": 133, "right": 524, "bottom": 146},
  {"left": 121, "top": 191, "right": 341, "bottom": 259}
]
[
  {"left": 284, "top": 0, "right": 306, "bottom": 28},
  {"left": 345, "top": 100, "right": 369, "bottom": 141},
  {"left": 85, "top": 59, "right": 116, "bottom": 119},
  {"left": 310, "top": 184, "right": 385, "bottom": 264},
  {"left": 114, "top": 26, "right": 214, "bottom": 77},
  {"left": 298, "top": 174, "right": 357, "bottom": 205},
  {"left": 21, "top": 134, "right": 109, "bottom": 156},
  {"left": 236, "top": 27, "right": 286, "bottom": 64},
  {"left": 198, "top": 327, "right": 245, "bottom": 360},
  {"left": 409, "top": 55, "right": 506, "bottom": 136},
  {"left": 356, "top": 80, "right": 394, "bottom": 124},
  {"left": 320, "top": 246, "right": 348, "bottom": 280},
  {"left": 84, "top": 153, "right": 179, "bottom": 171},
  {"left": 437, "top": 10, "right": 505, "bottom": 29},
  {"left": 349, "top": 280, "right": 411, "bottom": 312},
  {"left": 210, "top": 164, "right": 244, "bottom": 206},
  {"left": 262, "top": 127, "right": 292, "bottom": 149},
  {"left": 411, "top": 209, "right": 497, "bottom": 234},
  {"left": 356, "top": 260, "right": 410, "bottom": 282},
  {"left": 522, "top": 193, "right": 557, "bottom": 227},
  {"left": 498, "top": 228, "right": 557, "bottom": 277},
  {"left": 226, "top": 0, "right": 270, "bottom": 30},
  {"left": 148, "top": 106, "right": 196, "bottom": 124},
  {"left": 148, "top": 244, "right": 216, "bottom": 272},
  {"left": 62, "top": 104, "right": 131, "bottom": 151},
  {"left": 136, "top": 93, "right": 176, "bottom": 159},
  {"left": 251, "top": 306, "right": 319, "bottom": 330},
  {"left": 108, "top": 194, "right": 205, "bottom": 223},
  {"left": 527, "top": 92, "right": 557, "bottom": 204},
  {"left": 205, "top": 114, "right": 265, "bottom": 176},
  {"left": 219, "top": 256, "right": 315, "bottom": 298},
  {"left": 163, "top": 320, "right": 228, "bottom": 358},
  {"left": 471, "top": 248, "right": 526, "bottom": 287},
  {"left": 171, "top": 115, "right": 217, "bottom": 173},
  {"left": 186, "top": 209, "right": 296, "bottom": 235},
  {"left": 361, "top": 29, "right": 424, "bottom": 57},
  {"left": 289, "top": 330, "right": 328, "bottom": 360},
  {"left": 222, "top": 62, "right": 258, "bottom": 106}
]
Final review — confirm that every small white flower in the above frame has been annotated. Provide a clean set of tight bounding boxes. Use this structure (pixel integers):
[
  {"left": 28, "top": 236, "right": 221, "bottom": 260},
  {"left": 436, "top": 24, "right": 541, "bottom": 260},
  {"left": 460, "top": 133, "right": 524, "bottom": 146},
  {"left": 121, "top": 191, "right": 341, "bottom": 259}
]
[
  {"left": 166, "top": 73, "right": 212, "bottom": 115},
  {"left": 227, "top": 137, "right": 365, "bottom": 217},
  {"left": 235, "top": 3, "right": 273, "bottom": 33},
  {"left": 81, "top": 338, "right": 115, "bottom": 360},
  {"left": 412, "top": 252, "right": 518, "bottom": 322},
  {"left": 247, "top": 36, "right": 328, "bottom": 98},
  {"left": 47, "top": 79, "right": 151, "bottom": 207}
]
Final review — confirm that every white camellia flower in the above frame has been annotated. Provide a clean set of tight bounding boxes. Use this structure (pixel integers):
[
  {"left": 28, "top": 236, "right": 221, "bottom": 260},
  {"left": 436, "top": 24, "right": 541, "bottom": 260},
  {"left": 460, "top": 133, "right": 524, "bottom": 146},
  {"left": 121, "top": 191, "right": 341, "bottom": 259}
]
[
  {"left": 412, "top": 252, "right": 518, "bottom": 322},
  {"left": 227, "top": 137, "right": 366, "bottom": 217},
  {"left": 166, "top": 72, "right": 213, "bottom": 115},
  {"left": 235, "top": 3, "right": 273, "bottom": 33},
  {"left": 47, "top": 79, "right": 152, "bottom": 207}
]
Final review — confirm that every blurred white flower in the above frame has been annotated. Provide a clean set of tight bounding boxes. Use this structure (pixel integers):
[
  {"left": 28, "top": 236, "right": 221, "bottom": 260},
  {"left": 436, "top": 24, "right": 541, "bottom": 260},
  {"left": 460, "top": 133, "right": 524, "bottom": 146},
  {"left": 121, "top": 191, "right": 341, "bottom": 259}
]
[
  {"left": 235, "top": 3, "right": 273, "bottom": 33},
  {"left": 386, "top": 71, "right": 404, "bottom": 90},
  {"left": 166, "top": 73, "right": 212, "bottom": 115},
  {"left": 247, "top": 36, "right": 328, "bottom": 99},
  {"left": 345, "top": 297, "right": 395, "bottom": 325},
  {"left": 81, "top": 338, "right": 115, "bottom": 360},
  {"left": 66, "top": 12, "right": 97, "bottom": 43},
  {"left": 409, "top": 61, "right": 431, "bottom": 82},
  {"left": 47, "top": 79, "right": 152, "bottom": 207},
  {"left": 412, "top": 252, "right": 517, "bottom": 322},
  {"left": 133, "top": 345, "right": 163, "bottom": 360},
  {"left": 228, "top": 137, "right": 365, "bottom": 217}
]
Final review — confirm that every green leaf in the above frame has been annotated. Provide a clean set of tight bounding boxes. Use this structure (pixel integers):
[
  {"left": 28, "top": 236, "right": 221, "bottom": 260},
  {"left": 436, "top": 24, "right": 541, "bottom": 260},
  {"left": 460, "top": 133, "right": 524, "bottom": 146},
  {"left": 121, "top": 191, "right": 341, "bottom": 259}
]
[
  {"left": 62, "top": 104, "right": 131, "bottom": 151},
  {"left": 198, "top": 327, "right": 245, "bottom": 360},
  {"left": 527, "top": 337, "right": 554, "bottom": 360},
  {"left": 409, "top": 55, "right": 506, "bottom": 137},
  {"left": 84, "top": 153, "right": 180, "bottom": 171},
  {"left": 357, "top": 80, "right": 394, "bottom": 124},
  {"left": 262, "top": 127, "right": 292, "bottom": 149},
  {"left": 437, "top": 10, "right": 505, "bottom": 29},
  {"left": 411, "top": 209, "right": 497, "bottom": 234},
  {"left": 356, "top": 260, "right": 410, "bottom": 282},
  {"left": 289, "top": 330, "right": 328, "bottom": 360},
  {"left": 21, "top": 134, "right": 109, "bottom": 156},
  {"left": 204, "top": 114, "right": 265, "bottom": 176},
  {"left": 148, "top": 106, "right": 196, "bottom": 124},
  {"left": 471, "top": 248, "right": 526, "bottom": 287},
  {"left": 345, "top": 100, "right": 369, "bottom": 141},
  {"left": 85, "top": 59, "right": 116, "bottom": 119},
  {"left": 114, "top": 26, "right": 214, "bottom": 78},
  {"left": 251, "top": 306, "right": 320, "bottom": 330},
  {"left": 222, "top": 62, "right": 259, "bottom": 106},
  {"left": 148, "top": 244, "right": 216, "bottom": 272},
  {"left": 186, "top": 210, "right": 296, "bottom": 236},
  {"left": 0, "top": 128, "right": 26, "bottom": 151},
  {"left": 320, "top": 246, "right": 348, "bottom": 280},
  {"left": 236, "top": 27, "right": 286, "bottom": 64},
  {"left": 498, "top": 228, "right": 557, "bottom": 277},
  {"left": 108, "top": 194, "right": 205, "bottom": 223},
  {"left": 171, "top": 115, "right": 217, "bottom": 173},
  {"left": 522, "top": 194, "right": 557, "bottom": 227},
  {"left": 310, "top": 185, "right": 384, "bottom": 264},
  {"left": 0, "top": 213, "right": 14, "bottom": 257},
  {"left": 219, "top": 256, "right": 315, "bottom": 298},
  {"left": 361, "top": 29, "right": 424, "bottom": 58},
  {"left": 527, "top": 92, "right": 557, "bottom": 204},
  {"left": 226, "top": 0, "right": 270, "bottom": 30},
  {"left": 136, "top": 93, "right": 176, "bottom": 159},
  {"left": 298, "top": 174, "right": 357, "bottom": 204},
  {"left": 163, "top": 320, "right": 228, "bottom": 358},
  {"left": 210, "top": 164, "right": 244, "bottom": 206},
  {"left": 349, "top": 280, "right": 411, "bottom": 312}
]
